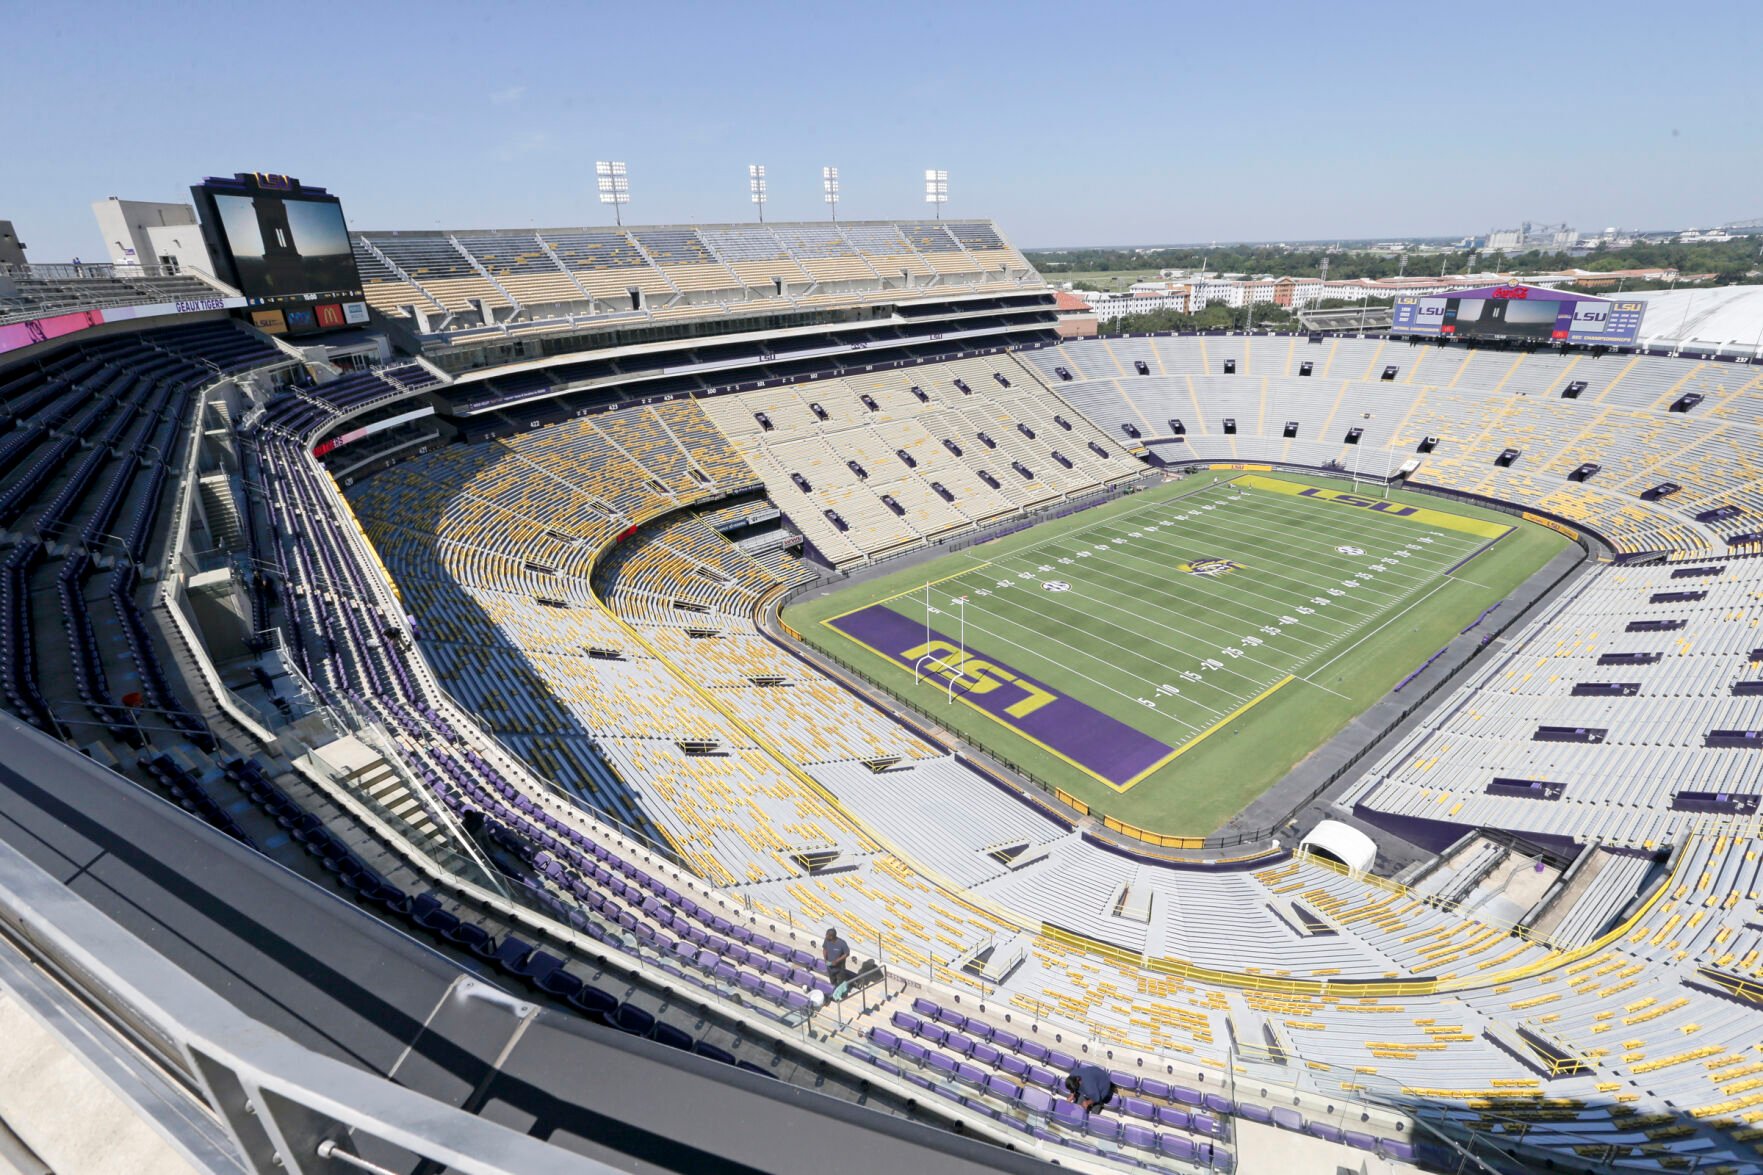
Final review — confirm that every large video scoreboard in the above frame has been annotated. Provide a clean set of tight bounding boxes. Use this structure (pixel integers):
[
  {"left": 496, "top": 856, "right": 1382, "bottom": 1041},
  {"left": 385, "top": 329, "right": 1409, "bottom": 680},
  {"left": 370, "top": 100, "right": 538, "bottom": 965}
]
[
  {"left": 1391, "top": 284, "right": 1645, "bottom": 347},
  {"left": 191, "top": 173, "right": 368, "bottom": 336}
]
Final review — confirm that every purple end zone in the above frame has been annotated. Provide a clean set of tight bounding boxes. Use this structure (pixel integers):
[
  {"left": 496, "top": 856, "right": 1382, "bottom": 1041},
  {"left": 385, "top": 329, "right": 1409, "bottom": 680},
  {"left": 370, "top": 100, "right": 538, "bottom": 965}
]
[{"left": 829, "top": 604, "right": 1173, "bottom": 786}]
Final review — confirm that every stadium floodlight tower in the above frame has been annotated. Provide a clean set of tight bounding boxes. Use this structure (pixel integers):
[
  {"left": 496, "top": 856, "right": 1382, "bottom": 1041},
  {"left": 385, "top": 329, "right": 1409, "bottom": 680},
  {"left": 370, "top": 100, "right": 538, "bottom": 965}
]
[
  {"left": 822, "top": 166, "right": 840, "bottom": 223},
  {"left": 748, "top": 164, "right": 767, "bottom": 223},
  {"left": 924, "top": 169, "right": 948, "bottom": 220},
  {"left": 596, "top": 160, "right": 630, "bottom": 226}
]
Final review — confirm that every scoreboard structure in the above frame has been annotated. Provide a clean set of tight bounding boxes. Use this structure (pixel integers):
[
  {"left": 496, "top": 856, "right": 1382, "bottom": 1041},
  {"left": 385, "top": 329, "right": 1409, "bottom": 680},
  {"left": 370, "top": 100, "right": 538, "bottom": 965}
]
[
  {"left": 190, "top": 173, "right": 368, "bottom": 336},
  {"left": 1391, "top": 284, "right": 1645, "bottom": 347}
]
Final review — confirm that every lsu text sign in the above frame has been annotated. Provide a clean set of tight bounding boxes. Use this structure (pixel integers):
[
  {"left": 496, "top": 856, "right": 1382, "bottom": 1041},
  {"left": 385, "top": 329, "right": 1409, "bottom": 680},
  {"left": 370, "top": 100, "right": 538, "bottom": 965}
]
[
  {"left": 1237, "top": 475, "right": 1511, "bottom": 539},
  {"left": 1521, "top": 511, "right": 1580, "bottom": 542}
]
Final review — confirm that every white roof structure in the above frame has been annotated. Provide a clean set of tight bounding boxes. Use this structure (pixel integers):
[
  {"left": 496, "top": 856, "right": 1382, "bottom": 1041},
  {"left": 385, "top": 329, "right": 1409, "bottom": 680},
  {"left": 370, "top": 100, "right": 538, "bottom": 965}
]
[
  {"left": 1627, "top": 283, "right": 1763, "bottom": 357},
  {"left": 1299, "top": 820, "right": 1378, "bottom": 873}
]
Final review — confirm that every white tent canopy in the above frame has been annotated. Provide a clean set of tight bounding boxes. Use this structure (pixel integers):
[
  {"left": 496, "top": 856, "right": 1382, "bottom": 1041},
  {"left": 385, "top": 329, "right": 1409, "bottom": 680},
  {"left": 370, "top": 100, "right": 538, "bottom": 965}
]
[{"left": 1300, "top": 820, "right": 1377, "bottom": 873}]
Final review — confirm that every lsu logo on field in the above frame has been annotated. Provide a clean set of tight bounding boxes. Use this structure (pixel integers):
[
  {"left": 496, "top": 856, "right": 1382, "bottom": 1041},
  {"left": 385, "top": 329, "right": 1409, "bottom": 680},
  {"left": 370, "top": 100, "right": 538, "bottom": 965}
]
[
  {"left": 899, "top": 640, "right": 1058, "bottom": 718},
  {"left": 1176, "top": 557, "right": 1242, "bottom": 578}
]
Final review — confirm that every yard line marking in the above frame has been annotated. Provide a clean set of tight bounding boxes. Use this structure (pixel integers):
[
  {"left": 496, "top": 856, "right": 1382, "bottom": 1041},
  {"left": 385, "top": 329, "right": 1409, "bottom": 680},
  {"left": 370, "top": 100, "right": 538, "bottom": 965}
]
[{"left": 1303, "top": 577, "right": 1457, "bottom": 682}]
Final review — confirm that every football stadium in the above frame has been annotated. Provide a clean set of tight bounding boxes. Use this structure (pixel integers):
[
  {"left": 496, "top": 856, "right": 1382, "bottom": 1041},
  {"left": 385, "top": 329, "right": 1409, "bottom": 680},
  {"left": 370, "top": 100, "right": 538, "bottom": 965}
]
[{"left": 6, "top": 23, "right": 1763, "bottom": 1175}]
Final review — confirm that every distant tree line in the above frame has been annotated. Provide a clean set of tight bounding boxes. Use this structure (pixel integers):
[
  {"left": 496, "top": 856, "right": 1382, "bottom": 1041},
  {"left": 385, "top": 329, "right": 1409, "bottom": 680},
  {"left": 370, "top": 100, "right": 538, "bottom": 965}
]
[
  {"left": 1030, "top": 237, "right": 1763, "bottom": 285},
  {"left": 1101, "top": 297, "right": 1397, "bottom": 336}
]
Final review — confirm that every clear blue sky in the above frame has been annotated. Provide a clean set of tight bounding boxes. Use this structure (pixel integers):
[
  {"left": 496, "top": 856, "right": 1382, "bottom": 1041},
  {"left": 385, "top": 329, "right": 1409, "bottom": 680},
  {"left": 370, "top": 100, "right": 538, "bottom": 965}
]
[{"left": 7, "top": 0, "right": 1759, "bottom": 260}]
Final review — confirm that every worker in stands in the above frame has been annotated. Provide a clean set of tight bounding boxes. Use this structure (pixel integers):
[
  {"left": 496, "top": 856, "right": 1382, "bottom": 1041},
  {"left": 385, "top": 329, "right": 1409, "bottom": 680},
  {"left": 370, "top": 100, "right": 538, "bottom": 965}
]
[
  {"left": 1064, "top": 1062, "right": 1116, "bottom": 1114},
  {"left": 822, "top": 927, "right": 852, "bottom": 989}
]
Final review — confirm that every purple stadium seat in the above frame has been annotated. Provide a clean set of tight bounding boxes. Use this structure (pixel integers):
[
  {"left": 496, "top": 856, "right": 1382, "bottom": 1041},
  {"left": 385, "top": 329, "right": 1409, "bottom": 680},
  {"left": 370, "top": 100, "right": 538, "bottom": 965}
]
[
  {"left": 999, "top": 1055, "right": 1030, "bottom": 1080},
  {"left": 1380, "top": 1139, "right": 1416, "bottom": 1162},
  {"left": 926, "top": 1051, "right": 957, "bottom": 1078},
  {"left": 892, "top": 1010, "right": 921, "bottom": 1033},
  {"left": 1019, "top": 1087, "right": 1054, "bottom": 1115},
  {"left": 1122, "top": 1122, "right": 1158, "bottom": 1150},
  {"left": 868, "top": 1027, "right": 900, "bottom": 1052},
  {"left": 960, "top": 1096, "right": 998, "bottom": 1120},
  {"left": 898, "top": 1040, "right": 929, "bottom": 1066},
  {"left": 1020, "top": 1040, "right": 1050, "bottom": 1063},
  {"left": 1306, "top": 1122, "right": 1344, "bottom": 1143},
  {"left": 984, "top": 1074, "right": 1020, "bottom": 1101},
  {"left": 610, "top": 1004, "right": 655, "bottom": 1036},
  {"left": 1204, "top": 1092, "right": 1233, "bottom": 1115},
  {"left": 1171, "top": 1084, "right": 1203, "bottom": 1106},
  {"left": 1154, "top": 1105, "right": 1190, "bottom": 1130},
  {"left": 1109, "top": 1070, "right": 1139, "bottom": 1093},
  {"left": 955, "top": 1062, "right": 987, "bottom": 1088},
  {"left": 1158, "top": 1134, "right": 1196, "bottom": 1161},
  {"left": 1120, "top": 1096, "right": 1156, "bottom": 1121},
  {"left": 1086, "top": 1115, "right": 1123, "bottom": 1143},
  {"left": 692, "top": 1042, "right": 736, "bottom": 1065},
  {"left": 991, "top": 1029, "right": 1020, "bottom": 1051},
  {"left": 1343, "top": 1130, "right": 1377, "bottom": 1151},
  {"left": 1192, "top": 1113, "right": 1223, "bottom": 1137},
  {"left": 1272, "top": 1107, "right": 1304, "bottom": 1131},
  {"left": 970, "top": 1043, "right": 1001, "bottom": 1068},
  {"left": 944, "top": 1033, "right": 975, "bottom": 1057},
  {"left": 1026, "top": 1066, "right": 1060, "bottom": 1091},
  {"left": 1237, "top": 1102, "right": 1272, "bottom": 1124},
  {"left": 1052, "top": 1101, "right": 1087, "bottom": 1130},
  {"left": 1047, "top": 1049, "right": 1076, "bottom": 1071},
  {"left": 569, "top": 985, "right": 618, "bottom": 1017}
]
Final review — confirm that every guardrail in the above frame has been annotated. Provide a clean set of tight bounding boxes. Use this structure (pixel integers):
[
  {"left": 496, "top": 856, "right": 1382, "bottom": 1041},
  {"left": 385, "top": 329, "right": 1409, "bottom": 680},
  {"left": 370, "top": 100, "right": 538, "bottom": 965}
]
[{"left": 0, "top": 830, "right": 619, "bottom": 1175}]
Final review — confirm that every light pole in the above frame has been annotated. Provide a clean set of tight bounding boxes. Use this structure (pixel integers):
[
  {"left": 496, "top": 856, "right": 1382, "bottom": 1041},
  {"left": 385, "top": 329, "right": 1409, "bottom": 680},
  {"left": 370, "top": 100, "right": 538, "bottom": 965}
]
[
  {"left": 924, "top": 170, "right": 948, "bottom": 221},
  {"left": 748, "top": 164, "right": 767, "bottom": 223},
  {"left": 596, "top": 161, "right": 629, "bottom": 227},
  {"left": 822, "top": 167, "right": 839, "bottom": 223}
]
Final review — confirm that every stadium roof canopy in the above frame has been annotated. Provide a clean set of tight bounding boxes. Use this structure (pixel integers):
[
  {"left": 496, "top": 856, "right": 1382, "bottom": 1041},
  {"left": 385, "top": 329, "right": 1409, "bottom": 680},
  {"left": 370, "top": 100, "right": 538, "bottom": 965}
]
[{"left": 1627, "top": 283, "right": 1763, "bottom": 356}]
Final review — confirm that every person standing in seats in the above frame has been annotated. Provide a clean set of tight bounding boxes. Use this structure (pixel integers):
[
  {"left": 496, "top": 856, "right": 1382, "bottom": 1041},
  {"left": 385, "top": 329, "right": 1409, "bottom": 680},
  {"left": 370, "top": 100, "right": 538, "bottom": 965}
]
[
  {"left": 1064, "top": 1061, "right": 1116, "bottom": 1114},
  {"left": 822, "top": 927, "right": 852, "bottom": 989}
]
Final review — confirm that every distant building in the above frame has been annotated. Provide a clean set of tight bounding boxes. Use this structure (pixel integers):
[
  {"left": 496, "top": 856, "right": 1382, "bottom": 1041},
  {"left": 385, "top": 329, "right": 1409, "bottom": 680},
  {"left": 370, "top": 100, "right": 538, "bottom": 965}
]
[
  {"left": 1487, "top": 222, "right": 1580, "bottom": 253},
  {"left": 0, "top": 220, "right": 25, "bottom": 266},
  {"left": 90, "top": 196, "right": 211, "bottom": 276},
  {"left": 1052, "top": 290, "right": 1098, "bottom": 337},
  {"left": 1077, "top": 285, "right": 1191, "bottom": 323}
]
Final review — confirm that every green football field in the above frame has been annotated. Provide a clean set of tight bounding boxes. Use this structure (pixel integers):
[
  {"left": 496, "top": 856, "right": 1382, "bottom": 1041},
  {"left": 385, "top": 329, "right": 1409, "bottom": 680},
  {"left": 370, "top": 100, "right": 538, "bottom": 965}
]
[{"left": 783, "top": 471, "right": 1569, "bottom": 837}]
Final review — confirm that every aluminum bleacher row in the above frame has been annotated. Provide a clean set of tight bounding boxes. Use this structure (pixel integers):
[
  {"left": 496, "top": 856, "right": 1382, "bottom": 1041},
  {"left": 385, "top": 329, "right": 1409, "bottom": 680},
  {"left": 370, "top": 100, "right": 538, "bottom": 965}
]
[
  {"left": 11, "top": 310, "right": 1763, "bottom": 1170},
  {"left": 1339, "top": 554, "right": 1763, "bottom": 845},
  {"left": 698, "top": 352, "right": 1138, "bottom": 565},
  {"left": 1022, "top": 334, "right": 1763, "bottom": 559},
  {"left": 350, "top": 219, "right": 1036, "bottom": 338}
]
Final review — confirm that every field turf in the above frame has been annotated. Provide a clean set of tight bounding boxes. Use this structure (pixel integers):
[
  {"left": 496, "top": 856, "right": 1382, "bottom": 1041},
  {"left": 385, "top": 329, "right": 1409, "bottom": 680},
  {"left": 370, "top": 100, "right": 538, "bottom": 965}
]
[{"left": 783, "top": 471, "right": 1569, "bottom": 836}]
